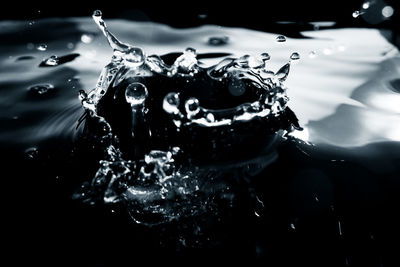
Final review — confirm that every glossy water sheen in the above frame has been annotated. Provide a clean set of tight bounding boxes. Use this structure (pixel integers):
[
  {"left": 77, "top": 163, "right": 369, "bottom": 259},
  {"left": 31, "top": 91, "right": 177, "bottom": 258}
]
[
  {"left": 2, "top": 15, "right": 400, "bottom": 264},
  {"left": 1, "top": 18, "right": 398, "bottom": 148}
]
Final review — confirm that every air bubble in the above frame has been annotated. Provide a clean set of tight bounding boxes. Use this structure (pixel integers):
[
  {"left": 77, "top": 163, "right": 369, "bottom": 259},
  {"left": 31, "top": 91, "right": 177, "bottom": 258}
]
[{"left": 93, "top": 10, "right": 102, "bottom": 17}]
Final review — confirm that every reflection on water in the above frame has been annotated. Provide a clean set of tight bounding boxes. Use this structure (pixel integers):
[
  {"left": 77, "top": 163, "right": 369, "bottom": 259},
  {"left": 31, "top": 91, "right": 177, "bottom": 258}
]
[{"left": 1, "top": 15, "right": 400, "bottom": 265}]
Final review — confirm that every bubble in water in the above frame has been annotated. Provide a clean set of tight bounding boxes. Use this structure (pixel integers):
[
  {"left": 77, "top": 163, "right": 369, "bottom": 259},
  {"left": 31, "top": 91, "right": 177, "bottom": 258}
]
[
  {"left": 67, "top": 42, "right": 74, "bottom": 49},
  {"left": 81, "top": 34, "right": 94, "bottom": 44},
  {"left": 276, "top": 35, "right": 286, "bottom": 42},
  {"left": 37, "top": 44, "right": 47, "bottom": 51},
  {"left": 28, "top": 84, "right": 55, "bottom": 95},
  {"left": 185, "top": 97, "right": 200, "bottom": 118},
  {"left": 41, "top": 55, "right": 59, "bottom": 66},
  {"left": 290, "top": 52, "right": 300, "bottom": 61},
  {"left": 125, "top": 82, "right": 148, "bottom": 106},
  {"left": 208, "top": 36, "right": 229, "bottom": 46},
  {"left": 163, "top": 92, "right": 180, "bottom": 115}
]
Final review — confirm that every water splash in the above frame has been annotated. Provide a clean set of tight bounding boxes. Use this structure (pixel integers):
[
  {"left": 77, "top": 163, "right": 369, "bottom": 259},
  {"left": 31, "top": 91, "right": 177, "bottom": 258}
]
[{"left": 76, "top": 11, "right": 299, "bottom": 226}]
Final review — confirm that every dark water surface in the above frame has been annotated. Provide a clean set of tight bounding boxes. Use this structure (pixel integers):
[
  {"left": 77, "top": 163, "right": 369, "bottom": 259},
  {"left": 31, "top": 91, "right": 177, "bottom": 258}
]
[{"left": 2, "top": 17, "right": 400, "bottom": 266}]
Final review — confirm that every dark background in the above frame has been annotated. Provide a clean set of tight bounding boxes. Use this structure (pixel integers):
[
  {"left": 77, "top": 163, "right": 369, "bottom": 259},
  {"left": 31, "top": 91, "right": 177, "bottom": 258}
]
[{"left": 1, "top": 1, "right": 399, "bottom": 30}]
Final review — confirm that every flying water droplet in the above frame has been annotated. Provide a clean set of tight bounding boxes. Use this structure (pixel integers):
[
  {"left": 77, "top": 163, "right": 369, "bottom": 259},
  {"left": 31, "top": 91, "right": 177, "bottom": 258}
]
[
  {"left": 41, "top": 55, "right": 59, "bottom": 66},
  {"left": 163, "top": 92, "right": 180, "bottom": 115},
  {"left": 275, "top": 63, "right": 290, "bottom": 81},
  {"left": 363, "top": 2, "right": 370, "bottom": 9},
  {"left": 290, "top": 52, "right": 300, "bottom": 61},
  {"left": 28, "top": 84, "right": 55, "bottom": 95},
  {"left": 185, "top": 97, "right": 200, "bottom": 118},
  {"left": 276, "top": 35, "right": 286, "bottom": 42},
  {"left": 93, "top": 10, "right": 102, "bottom": 17},
  {"left": 352, "top": 10, "right": 364, "bottom": 18},
  {"left": 36, "top": 44, "right": 47, "bottom": 51},
  {"left": 125, "top": 82, "right": 148, "bottom": 106}
]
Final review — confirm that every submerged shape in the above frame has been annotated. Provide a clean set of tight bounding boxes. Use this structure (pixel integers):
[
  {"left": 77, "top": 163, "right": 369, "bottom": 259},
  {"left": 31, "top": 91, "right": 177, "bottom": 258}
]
[{"left": 77, "top": 11, "right": 299, "bottom": 226}]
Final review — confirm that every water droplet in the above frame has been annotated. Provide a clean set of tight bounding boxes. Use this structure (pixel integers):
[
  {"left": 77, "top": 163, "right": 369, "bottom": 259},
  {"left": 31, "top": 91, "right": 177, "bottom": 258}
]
[
  {"left": 67, "top": 42, "right": 74, "bottom": 49},
  {"left": 338, "top": 220, "right": 343, "bottom": 236},
  {"left": 185, "top": 47, "right": 197, "bottom": 55},
  {"left": 290, "top": 52, "right": 300, "bottom": 60},
  {"left": 28, "top": 84, "right": 55, "bottom": 95},
  {"left": 41, "top": 55, "right": 59, "bottom": 66},
  {"left": 260, "top": 52, "right": 270, "bottom": 61},
  {"left": 25, "top": 147, "right": 38, "bottom": 159},
  {"left": 185, "top": 97, "right": 200, "bottom": 118},
  {"left": 36, "top": 44, "right": 47, "bottom": 51},
  {"left": 206, "top": 113, "right": 215, "bottom": 122},
  {"left": 163, "top": 92, "right": 180, "bottom": 114},
  {"left": 309, "top": 51, "right": 317, "bottom": 58},
  {"left": 275, "top": 63, "right": 290, "bottom": 81},
  {"left": 124, "top": 47, "right": 145, "bottom": 68},
  {"left": 382, "top": 6, "right": 394, "bottom": 18},
  {"left": 208, "top": 36, "right": 229, "bottom": 46},
  {"left": 276, "top": 35, "right": 286, "bottom": 42},
  {"left": 290, "top": 223, "right": 296, "bottom": 230},
  {"left": 81, "top": 34, "right": 94, "bottom": 44},
  {"left": 352, "top": 10, "right": 363, "bottom": 18},
  {"left": 363, "top": 2, "right": 370, "bottom": 9},
  {"left": 93, "top": 10, "right": 102, "bottom": 17},
  {"left": 125, "top": 82, "right": 148, "bottom": 106}
]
